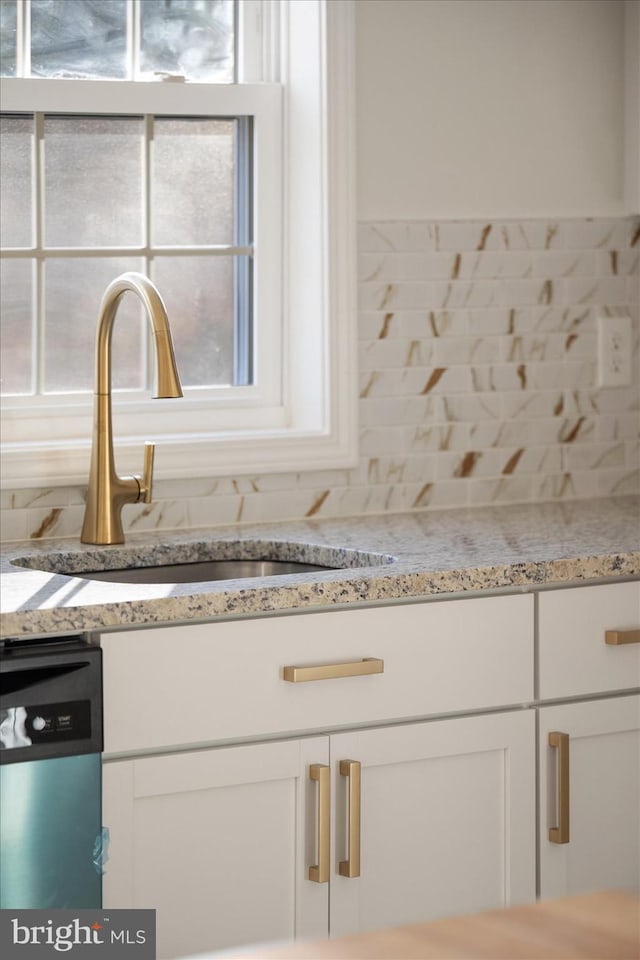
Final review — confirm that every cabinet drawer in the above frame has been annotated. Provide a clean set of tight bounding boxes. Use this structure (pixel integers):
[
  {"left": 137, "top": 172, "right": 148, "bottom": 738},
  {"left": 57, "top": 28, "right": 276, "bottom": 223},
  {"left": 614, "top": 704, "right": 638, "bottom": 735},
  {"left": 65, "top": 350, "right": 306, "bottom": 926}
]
[
  {"left": 102, "top": 594, "right": 533, "bottom": 754},
  {"left": 538, "top": 581, "right": 640, "bottom": 699}
]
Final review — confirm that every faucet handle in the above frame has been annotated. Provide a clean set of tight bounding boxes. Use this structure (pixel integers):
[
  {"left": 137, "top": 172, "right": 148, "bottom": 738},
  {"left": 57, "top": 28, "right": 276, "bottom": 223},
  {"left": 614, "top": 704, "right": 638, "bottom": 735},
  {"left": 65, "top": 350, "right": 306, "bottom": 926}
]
[{"left": 139, "top": 442, "right": 155, "bottom": 504}]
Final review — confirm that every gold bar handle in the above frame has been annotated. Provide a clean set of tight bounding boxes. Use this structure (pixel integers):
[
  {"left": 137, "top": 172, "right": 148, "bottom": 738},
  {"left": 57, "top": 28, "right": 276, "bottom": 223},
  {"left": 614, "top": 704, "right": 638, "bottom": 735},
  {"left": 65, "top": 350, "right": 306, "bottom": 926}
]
[
  {"left": 309, "top": 764, "right": 330, "bottom": 883},
  {"left": 605, "top": 629, "right": 640, "bottom": 645},
  {"left": 283, "top": 658, "right": 383, "bottom": 683},
  {"left": 549, "top": 731, "right": 570, "bottom": 844},
  {"left": 339, "top": 759, "right": 361, "bottom": 878}
]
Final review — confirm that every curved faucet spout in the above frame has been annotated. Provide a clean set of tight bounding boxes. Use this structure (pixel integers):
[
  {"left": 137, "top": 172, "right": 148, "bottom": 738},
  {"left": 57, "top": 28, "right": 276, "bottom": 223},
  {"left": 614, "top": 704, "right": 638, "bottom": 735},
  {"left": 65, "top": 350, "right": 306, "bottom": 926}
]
[
  {"left": 81, "top": 272, "right": 183, "bottom": 546},
  {"left": 95, "top": 273, "right": 183, "bottom": 400}
]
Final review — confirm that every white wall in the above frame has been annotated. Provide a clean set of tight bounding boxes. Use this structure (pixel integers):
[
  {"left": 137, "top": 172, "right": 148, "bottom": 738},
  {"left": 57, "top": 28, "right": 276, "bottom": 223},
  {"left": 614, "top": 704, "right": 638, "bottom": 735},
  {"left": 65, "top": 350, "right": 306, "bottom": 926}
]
[
  {"left": 625, "top": 0, "right": 640, "bottom": 212},
  {"left": 356, "top": 0, "right": 627, "bottom": 220}
]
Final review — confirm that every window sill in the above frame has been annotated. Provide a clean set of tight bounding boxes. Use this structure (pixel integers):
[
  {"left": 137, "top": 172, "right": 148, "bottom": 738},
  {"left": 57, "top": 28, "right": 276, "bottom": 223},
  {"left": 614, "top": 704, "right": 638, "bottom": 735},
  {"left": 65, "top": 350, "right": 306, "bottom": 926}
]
[{"left": 0, "top": 422, "right": 359, "bottom": 490}]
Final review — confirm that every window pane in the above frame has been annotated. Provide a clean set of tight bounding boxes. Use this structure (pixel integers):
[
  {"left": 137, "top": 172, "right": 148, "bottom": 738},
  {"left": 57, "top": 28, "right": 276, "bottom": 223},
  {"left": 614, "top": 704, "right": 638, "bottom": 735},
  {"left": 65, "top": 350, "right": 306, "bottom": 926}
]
[
  {"left": 44, "top": 116, "right": 144, "bottom": 247},
  {"left": 0, "top": 0, "right": 17, "bottom": 76},
  {"left": 0, "top": 115, "right": 34, "bottom": 247},
  {"left": 0, "top": 259, "right": 33, "bottom": 395},
  {"left": 152, "top": 118, "right": 234, "bottom": 246},
  {"left": 31, "top": 0, "right": 127, "bottom": 79},
  {"left": 153, "top": 256, "right": 235, "bottom": 386},
  {"left": 140, "top": 0, "right": 234, "bottom": 83},
  {"left": 44, "top": 258, "right": 145, "bottom": 393}
]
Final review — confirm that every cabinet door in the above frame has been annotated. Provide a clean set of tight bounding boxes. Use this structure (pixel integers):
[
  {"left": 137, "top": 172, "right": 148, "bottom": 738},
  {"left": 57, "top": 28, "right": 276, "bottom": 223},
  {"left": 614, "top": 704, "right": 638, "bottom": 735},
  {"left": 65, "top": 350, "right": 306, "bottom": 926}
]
[
  {"left": 103, "top": 737, "right": 328, "bottom": 960},
  {"left": 539, "top": 694, "right": 640, "bottom": 899},
  {"left": 329, "top": 710, "right": 536, "bottom": 938}
]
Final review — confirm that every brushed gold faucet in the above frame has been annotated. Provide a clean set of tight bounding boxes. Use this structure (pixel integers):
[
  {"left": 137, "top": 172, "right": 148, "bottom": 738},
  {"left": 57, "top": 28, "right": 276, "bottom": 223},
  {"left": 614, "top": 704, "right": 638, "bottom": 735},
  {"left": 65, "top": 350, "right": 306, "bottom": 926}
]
[{"left": 81, "top": 272, "right": 183, "bottom": 545}]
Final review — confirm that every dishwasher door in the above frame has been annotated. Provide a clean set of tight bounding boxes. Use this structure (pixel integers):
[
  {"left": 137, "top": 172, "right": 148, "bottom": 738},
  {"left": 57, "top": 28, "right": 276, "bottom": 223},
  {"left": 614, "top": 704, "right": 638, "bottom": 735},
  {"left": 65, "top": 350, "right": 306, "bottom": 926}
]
[{"left": 0, "top": 637, "right": 103, "bottom": 909}]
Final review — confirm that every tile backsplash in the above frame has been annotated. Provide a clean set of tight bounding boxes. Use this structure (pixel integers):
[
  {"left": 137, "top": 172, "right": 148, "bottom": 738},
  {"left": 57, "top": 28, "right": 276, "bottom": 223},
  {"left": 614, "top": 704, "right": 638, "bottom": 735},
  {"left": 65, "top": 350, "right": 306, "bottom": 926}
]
[{"left": 2, "top": 217, "right": 639, "bottom": 542}]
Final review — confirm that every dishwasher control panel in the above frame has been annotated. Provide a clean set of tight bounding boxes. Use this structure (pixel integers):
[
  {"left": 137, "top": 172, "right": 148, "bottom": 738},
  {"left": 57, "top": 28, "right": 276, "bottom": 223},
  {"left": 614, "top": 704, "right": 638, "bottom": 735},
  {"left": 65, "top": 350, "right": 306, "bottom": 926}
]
[
  {"left": 0, "top": 637, "right": 102, "bottom": 763},
  {"left": 0, "top": 700, "right": 92, "bottom": 750}
]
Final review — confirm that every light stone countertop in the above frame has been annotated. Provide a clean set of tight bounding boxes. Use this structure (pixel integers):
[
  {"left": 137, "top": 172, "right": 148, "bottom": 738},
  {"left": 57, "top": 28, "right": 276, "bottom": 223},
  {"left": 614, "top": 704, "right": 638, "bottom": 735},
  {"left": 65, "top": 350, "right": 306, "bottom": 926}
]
[{"left": 1, "top": 496, "right": 639, "bottom": 639}]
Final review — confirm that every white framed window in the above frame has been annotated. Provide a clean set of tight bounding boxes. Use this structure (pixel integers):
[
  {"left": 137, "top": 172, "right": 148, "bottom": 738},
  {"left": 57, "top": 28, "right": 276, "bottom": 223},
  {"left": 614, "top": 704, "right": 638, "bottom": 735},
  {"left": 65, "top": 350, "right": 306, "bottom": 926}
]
[{"left": 0, "top": 0, "right": 358, "bottom": 488}]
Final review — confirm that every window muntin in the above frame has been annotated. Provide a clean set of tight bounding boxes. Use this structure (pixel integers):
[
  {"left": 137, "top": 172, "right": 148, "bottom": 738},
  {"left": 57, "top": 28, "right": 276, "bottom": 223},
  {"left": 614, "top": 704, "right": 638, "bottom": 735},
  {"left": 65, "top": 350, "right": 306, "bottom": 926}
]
[
  {"left": 0, "top": 111, "right": 252, "bottom": 397},
  {"left": 0, "top": 1, "right": 264, "bottom": 411}
]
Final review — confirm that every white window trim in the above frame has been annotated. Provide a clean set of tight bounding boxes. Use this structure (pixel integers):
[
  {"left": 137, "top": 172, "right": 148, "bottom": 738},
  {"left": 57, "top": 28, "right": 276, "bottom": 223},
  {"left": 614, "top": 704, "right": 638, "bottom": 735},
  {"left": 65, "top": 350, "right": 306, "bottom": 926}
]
[{"left": 0, "top": 0, "right": 358, "bottom": 489}]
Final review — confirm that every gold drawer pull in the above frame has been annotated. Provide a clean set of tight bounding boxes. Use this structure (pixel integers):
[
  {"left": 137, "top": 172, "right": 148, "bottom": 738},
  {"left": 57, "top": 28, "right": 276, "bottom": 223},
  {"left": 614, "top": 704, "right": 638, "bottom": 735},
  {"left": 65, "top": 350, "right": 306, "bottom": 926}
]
[
  {"left": 283, "top": 658, "right": 383, "bottom": 683},
  {"left": 339, "top": 759, "right": 361, "bottom": 878},
  {"left": 549, "top": 731, "right": 570, "bottom": 845},
  {"left": 605, "top": 629, "right": 640, "bottom": 645},
  {"left": 309, "top": 764, "right": 330, "bottom": 883}
]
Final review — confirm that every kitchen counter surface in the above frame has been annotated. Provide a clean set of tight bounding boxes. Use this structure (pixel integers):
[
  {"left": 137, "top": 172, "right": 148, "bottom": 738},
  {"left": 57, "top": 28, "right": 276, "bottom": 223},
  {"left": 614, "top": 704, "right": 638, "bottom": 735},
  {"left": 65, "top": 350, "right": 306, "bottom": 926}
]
[
  {"left": 1, "top": 495, "right": 638, "bottom": 638},
  {"left": 219, "top": 890, "right": 640, "bottom": 959}
]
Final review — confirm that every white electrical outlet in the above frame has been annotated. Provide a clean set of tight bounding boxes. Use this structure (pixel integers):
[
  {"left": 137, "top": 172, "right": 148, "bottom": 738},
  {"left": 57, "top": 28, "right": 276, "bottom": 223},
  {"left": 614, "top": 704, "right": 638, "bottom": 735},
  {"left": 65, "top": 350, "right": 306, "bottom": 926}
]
[{"left": 597, "top": 314, "right": 632, "bottom": 387}]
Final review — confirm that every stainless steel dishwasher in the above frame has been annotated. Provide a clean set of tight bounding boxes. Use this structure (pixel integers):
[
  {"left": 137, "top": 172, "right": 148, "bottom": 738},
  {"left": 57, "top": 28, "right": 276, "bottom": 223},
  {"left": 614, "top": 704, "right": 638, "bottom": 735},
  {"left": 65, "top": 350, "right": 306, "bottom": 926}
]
[{"left": 0, "top": 635, "right": 103, "bottom": 908}]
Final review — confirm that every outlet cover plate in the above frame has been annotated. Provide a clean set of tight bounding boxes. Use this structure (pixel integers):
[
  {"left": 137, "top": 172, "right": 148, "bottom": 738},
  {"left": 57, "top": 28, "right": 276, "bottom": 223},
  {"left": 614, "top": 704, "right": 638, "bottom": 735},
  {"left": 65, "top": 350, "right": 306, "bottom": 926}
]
[{"left": 597, "top": 314, "right": 633, "bottom": 387}]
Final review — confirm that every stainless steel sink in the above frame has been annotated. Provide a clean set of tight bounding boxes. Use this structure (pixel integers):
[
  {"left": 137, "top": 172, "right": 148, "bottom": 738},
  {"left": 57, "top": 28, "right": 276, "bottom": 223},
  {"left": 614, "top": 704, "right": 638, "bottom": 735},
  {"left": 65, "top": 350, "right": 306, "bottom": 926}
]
[{"left": 69, "top": 559, "right": 334, "bottom": 584}]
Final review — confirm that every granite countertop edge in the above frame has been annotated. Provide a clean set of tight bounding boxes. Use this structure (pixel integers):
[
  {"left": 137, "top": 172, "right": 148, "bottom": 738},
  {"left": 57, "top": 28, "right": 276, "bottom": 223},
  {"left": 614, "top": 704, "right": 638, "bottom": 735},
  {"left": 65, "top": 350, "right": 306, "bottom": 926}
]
[{"left": 1, "top": 496, "right": 639, "bottom": 638}]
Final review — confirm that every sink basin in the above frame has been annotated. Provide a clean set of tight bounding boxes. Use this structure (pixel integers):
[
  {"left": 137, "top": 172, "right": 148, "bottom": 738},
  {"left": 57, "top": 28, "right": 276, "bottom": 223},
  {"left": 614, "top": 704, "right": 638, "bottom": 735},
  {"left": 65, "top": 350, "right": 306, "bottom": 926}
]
[{"left": 70, "top": 559, "right": 334, "bottom": 584}]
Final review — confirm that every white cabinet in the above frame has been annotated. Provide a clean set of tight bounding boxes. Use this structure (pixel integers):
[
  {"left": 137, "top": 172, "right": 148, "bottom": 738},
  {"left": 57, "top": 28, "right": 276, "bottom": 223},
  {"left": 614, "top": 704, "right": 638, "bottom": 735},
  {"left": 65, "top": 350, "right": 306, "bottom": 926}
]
[
  {"left": 539, "top": 695, "right": 640, "bottom": 899},
  {"left": 101, "top": 594, "right": 533, "bottom": 755},
  {"left": 538, "top": 581, "right": 640, "bottom": 900},
  {"left": 329, "top": 710, "right": 535, "bottom": 938},
  {"left": 103, "top": 738, "right": 329, "bottom": 959},
  {"left": 103, "top": 711, "right": 535, "bottom": 959},
  {"left": 100, "top": 581, "right": 640, "bottom": 958},
  {"left": 101, "top": 593, "right": 535, "bottom": 958},
  {"left": 538, "top": 581, "right": 640, "bottom": 699}
]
